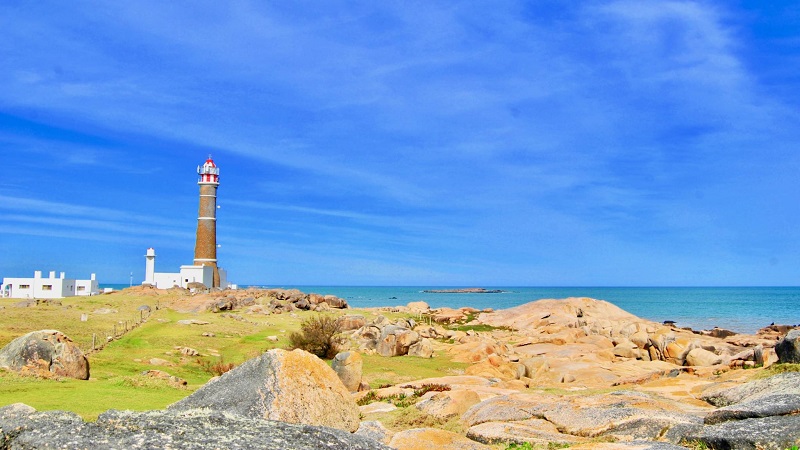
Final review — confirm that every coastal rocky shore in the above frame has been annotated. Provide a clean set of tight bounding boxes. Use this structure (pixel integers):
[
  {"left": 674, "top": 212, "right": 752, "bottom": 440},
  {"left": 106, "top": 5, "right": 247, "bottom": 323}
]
[{"left": 1, "top": 291, "right": 799, "bottom": 449}]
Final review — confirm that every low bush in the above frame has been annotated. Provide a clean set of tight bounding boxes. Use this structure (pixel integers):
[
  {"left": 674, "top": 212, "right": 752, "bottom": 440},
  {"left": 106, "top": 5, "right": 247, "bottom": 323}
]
[
  {"left": 288, "top": 315, "right": 341, "bottom": 359},
  {"left": 197, "top": 357, "right": 235, "bottom": 376}
]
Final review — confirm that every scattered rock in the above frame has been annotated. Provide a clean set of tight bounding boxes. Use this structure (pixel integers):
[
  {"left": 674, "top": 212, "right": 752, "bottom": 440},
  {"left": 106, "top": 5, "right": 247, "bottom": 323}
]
[
  {"left": 142, "top": 369, "right": 187, "bottom": 386},
  {"left": 178, "top": 347, "right": 200, "bottom": 357},
  {"left": 93, "top": 308, "right": 117, "bottom": 314},
  {"left": 177, "top": 319, "right": 209, "bottom": 325},
  {"left": 149, "top": 358, "right": 173, "bottom": 367},
  {"left": 266, "top": 335, "right": 279, "bottom": 342},
  {"left": 0, "top": 330, "right": 89, "bottom": 380},
  {"left": 169, "top": 348, "right": 360, "bottom": 432}
]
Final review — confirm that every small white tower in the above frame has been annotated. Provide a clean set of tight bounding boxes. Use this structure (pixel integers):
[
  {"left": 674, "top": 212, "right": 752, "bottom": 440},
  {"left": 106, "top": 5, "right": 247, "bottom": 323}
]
[{"left": 144, "top": 248, "right": 156, "bottom": 285}]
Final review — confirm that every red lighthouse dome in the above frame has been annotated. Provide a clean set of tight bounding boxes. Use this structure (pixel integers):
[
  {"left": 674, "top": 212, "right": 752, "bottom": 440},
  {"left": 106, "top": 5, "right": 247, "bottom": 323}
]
[{"left": 198, "top": 155, "right": 220, "bottom": 184}]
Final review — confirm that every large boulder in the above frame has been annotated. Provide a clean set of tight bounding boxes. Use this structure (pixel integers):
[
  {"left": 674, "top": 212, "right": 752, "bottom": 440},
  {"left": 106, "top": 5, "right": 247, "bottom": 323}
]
[
  {"left": 685, "top": 348, "right": 723, "bottom": 367},
  {"left": 408, "top": 338, "right": 434, "bottom": 358},
  {"left": 331, "top": 351, "right": 363, "bottom": 392},
  {"left": 169, "top": 348, "right": 360, "bottom": 432},
  {"left": 337, "top": 315, "right": 366, "bottom": 331},
  {"left": 0, "top": 330, "right": 89, "bottom": 380},
  {"left": 0, "top": 404, "right": 389, "bottom": 449},
  {"left": 775, "top": 329, "right": 800, "bottom": 363}
]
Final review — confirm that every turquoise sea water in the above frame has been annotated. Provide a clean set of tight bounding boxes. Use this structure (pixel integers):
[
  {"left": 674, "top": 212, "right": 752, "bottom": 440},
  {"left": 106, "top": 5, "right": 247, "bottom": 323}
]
[
  {"left": 273, "top": 286, "right": 800, "bottom": 335},
  {"left": 102, "top": 284, "right": 800, "bottom": 335}
]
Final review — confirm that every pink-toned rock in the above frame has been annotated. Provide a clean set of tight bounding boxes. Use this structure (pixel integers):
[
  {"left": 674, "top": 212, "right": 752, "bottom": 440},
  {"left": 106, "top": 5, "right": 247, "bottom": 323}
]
[
  {"left": 685, "top": 348, "right": 723, "bottom": 367},
  {"left": 416, "top": 390, "right": 481, "bottom": 418},
  {"left": 467, "top": 419, "right": 586, "bottom": 446},
  {"left": 389, "top": 428, "right": 490, "bottom": 450}
]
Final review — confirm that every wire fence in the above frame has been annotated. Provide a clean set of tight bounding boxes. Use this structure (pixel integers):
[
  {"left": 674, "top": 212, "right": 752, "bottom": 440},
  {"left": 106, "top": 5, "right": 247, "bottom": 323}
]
[{"left": 76, "top": 307, "right": 153, "bottom": 355}]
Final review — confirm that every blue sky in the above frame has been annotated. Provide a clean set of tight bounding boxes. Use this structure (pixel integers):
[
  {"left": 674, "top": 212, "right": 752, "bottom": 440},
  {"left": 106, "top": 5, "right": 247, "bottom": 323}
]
[{"left": 1, "top": 1, "right": 799, "bottom": 286}]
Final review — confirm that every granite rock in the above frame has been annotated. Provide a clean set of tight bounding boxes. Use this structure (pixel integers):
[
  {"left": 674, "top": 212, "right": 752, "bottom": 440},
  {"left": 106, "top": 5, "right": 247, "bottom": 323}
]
[
  {"left": 775, "top": 329, "right": 800, "bottom": 363},
  {"left": 684, "top": 415, "right": 800, "bottom": 450},
  {"left": 169, "top": 348, "right": 360, "bottom": 432},
  {"left": 0, "top": 404, "right": 389, "bottom": 450},
  {"left": 0, "top": 330, "right": 89, "bottom": 380},
  {"left": 704, "top": 394, "right": 800, "bottom": 424}
]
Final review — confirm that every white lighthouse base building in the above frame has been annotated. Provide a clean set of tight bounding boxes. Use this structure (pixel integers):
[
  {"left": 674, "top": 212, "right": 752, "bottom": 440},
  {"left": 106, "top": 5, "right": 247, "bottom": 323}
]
[
  {"left": 2, "top": 271, "right": 100, "bottom": 299},
  {"left": 143, "top": 248, "right": 233, "bottom": 290}
]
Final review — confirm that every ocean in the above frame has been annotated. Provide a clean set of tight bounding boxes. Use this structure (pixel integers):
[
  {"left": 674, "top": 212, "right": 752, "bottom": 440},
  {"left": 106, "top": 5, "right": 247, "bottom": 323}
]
[
  {"left": 269, "top": 286, "right": 800, "bottom": 335},
  {"left": 102, "top": 284, "right": 800, "bottom": 335}
]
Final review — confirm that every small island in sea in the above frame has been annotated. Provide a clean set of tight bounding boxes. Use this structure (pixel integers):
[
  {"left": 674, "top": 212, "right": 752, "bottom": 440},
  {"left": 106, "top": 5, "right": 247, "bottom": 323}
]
[{"left": 422, "top": 287, "right": 505, "bottom": 294}]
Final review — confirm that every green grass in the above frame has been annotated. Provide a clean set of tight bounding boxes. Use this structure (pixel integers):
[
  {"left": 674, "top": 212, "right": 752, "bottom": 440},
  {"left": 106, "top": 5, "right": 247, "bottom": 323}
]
[
  {"left": 752, "top": 363, "right": 800, "bottom": 379},
  {"left": 0, "top": 292, "right": 467, "bottom": 420},
  {"left": 361, "top": 353, "right": 470, "bottom": 388}
]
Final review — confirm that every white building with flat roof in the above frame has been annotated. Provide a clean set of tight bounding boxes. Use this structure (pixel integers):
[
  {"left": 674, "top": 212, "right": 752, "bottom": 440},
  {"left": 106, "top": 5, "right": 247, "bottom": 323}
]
[
  {"left": 143, "top": 248, "right": 231, "bottom": 290},
  {"left": 1, "top": 271, "right": 100, "bottom": 299}
]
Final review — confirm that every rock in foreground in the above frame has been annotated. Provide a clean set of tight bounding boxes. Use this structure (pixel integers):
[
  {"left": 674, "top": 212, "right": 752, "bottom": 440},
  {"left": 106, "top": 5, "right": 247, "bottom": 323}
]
[
  {"left": 0, "top": 330, "right": 89, "bottom": 380},
  {"left": 0, "top": 404, "right": 389, "bottom": 450},
  {"left": 169, "top": 348, "right": 360, "bottom": 432}
]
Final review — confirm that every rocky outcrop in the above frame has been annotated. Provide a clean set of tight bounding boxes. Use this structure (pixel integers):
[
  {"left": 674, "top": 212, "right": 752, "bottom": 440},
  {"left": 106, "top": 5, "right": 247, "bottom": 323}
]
[
  {"left": 776, "top": 329, "right": 800, "bottom": 363},
  {"left": 177, "top": 288, "right": 349, "bottom": 314},
  {"left": 377, "top": 325, "right": 420, "bottom": 357},
  {"left": 0, "top": 404, "right": 389, "bottom": 450},
  {"left": 682, "top": 372, "right": 800, "bottom": 449},
  {"left": 684, "top": 416, "right": 800, "bottom": 450},
  {"left": 348, "top": 316, "right": 433, "bottom": 357},
  {"left": 0, "top": 330, "right": 89, "bottom": 380},
  {"left": 701, "top": 372, "right": 800, "bottom": 406},
  {"left": 462, "top": 390, "right": 702, "bottom": 444},
  {"left": 169, "top": 348, "right": 360, "bottom": 432}
]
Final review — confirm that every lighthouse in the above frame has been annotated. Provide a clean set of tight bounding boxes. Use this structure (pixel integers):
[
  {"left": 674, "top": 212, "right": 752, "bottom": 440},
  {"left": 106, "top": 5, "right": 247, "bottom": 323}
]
[{"left": 194, "top": 156, "right": 220, "bottom": 287}]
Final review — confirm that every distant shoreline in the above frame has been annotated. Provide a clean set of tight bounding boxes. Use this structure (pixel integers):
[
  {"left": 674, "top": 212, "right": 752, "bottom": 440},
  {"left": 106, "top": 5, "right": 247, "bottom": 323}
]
[{"left": 421, "top": 288, "right": 505, "bottom": 294}]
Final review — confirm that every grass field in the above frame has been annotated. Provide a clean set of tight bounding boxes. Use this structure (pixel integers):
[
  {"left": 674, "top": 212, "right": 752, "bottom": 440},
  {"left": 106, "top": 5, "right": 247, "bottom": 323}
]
[{"left": 0, "top": 290, "right": 464, "bottom": 420}]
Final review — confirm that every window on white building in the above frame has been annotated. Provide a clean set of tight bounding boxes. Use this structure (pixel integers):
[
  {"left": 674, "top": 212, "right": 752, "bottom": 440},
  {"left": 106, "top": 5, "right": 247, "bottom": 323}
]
[
  {"left": 19, "top": 284, "right": 30, "bottom": 289},
  {"left": 42, "top": 285, "right": 52, "bottom": 291},
  {"left": 77, "top": 286, "right": 86, "bottom": 292}
]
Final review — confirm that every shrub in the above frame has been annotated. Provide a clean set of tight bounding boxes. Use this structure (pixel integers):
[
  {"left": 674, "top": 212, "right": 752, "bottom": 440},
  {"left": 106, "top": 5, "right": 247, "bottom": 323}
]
[
  {"left": 197, "top": 357, "right": 236, "bottom": 376},
  {"left": 288, "top": 315, "right": 342, "bottom": 359}
]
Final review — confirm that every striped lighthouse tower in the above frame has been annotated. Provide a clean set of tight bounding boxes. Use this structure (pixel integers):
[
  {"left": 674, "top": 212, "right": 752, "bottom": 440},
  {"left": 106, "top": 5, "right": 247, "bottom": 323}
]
[{"left": 194, "top": 156, "right": 220, "bottom": 287}]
